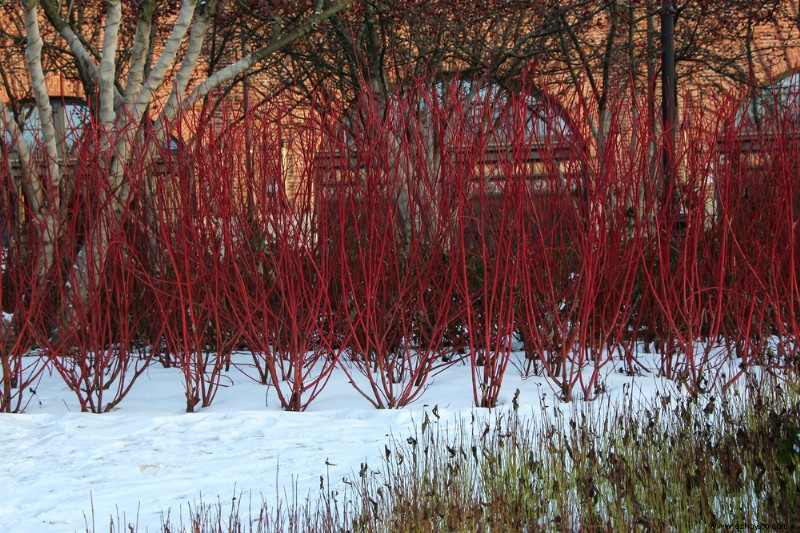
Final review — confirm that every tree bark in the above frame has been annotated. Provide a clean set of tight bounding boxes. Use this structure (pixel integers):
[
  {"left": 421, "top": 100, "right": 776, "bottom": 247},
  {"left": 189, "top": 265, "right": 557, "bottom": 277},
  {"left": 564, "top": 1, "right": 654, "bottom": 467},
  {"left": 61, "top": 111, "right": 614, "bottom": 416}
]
[
  {"left": 99, "top": 0, "right": 121, "bottom": 129},
  {"left": 123, "top": 0, "right": 156, "bottom": 109}
]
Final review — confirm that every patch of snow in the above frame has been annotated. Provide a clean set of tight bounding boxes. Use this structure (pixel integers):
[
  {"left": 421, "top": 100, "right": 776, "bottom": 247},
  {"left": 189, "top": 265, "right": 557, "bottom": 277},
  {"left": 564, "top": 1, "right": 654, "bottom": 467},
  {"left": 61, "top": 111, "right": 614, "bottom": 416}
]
[{"left": 0, "top": 351, "right": 706, "bottom": 532}]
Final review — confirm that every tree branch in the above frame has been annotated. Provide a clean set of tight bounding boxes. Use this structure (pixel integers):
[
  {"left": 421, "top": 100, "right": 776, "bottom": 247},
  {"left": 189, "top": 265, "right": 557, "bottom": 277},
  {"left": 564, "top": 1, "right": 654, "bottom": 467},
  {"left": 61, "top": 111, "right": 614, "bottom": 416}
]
[
  {"left": 168, "top": 0, "right": 353, "bottom": 122},
  {"left": 99, "top": 0, "right": 121, "bottom": 128},
  {"left": 38, "top": 0, "right": 120, "bottom": 103},
  {"left": 162, "top": 0, "right": 219, "bottom": 121},
  {"left": 123, "top": 0, "right": 156, "bottom": 109},
  {"left": 132, "top": 0, "right": 198, "bottom": 122}
]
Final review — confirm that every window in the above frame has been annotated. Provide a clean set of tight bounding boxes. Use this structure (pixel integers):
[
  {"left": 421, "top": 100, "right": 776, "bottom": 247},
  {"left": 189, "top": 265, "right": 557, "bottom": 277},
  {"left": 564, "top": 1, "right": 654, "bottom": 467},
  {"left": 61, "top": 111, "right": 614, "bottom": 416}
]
[
  {"left": 418, "top": 79, "right": 571, "bottom": 144},
  {"left": 739, "top": 70, "right": 800, "bottom": 128},
  {"left": 3, "top": 97, "right": 89, "bottom": 158}
]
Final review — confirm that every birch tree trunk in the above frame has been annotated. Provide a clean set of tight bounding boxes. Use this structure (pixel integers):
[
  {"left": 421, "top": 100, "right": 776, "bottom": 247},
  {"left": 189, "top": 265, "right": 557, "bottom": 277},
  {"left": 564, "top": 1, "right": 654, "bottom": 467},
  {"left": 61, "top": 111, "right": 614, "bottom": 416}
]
[{"left": 21, "top": 0, "right": 61, "bottom": 278}]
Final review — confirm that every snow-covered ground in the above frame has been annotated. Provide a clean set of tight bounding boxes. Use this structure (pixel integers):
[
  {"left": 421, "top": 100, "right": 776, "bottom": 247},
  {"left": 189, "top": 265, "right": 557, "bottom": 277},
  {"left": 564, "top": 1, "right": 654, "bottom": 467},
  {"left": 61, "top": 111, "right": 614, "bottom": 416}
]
[{"left": 0, "top": 351, "right": 676, "bottom": 532}]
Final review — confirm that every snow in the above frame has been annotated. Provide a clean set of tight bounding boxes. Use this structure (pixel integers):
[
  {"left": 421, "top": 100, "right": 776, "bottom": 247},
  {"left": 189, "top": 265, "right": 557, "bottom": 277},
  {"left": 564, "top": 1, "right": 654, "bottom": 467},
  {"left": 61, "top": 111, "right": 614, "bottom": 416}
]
[{"left": 0, "top": 351, "right": 674, "bottom": 533}]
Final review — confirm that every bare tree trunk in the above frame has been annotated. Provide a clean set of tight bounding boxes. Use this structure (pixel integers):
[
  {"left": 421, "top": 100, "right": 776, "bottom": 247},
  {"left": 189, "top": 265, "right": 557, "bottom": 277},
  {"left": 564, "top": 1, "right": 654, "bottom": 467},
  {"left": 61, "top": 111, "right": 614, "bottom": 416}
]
[
  {"left": 38, "top": 0, "right": 122, "bottom": 107},
  {"left": 98, "top": 0, "right": 121, "bottom": 130},
  {"left": 123, "top": 1, "right": 156, "bottom": 109},
  {"left": 21, "top": 0, "right": 60, "bottom": 277},
  {"left": 0, "top": 100, "right": 39, "bottom": 214},
  {"left": 161, "top": 0, "right": 219, "bottom": 122},
  {"left": 647, "top": 0, "right": 659, "bottom": 204}
]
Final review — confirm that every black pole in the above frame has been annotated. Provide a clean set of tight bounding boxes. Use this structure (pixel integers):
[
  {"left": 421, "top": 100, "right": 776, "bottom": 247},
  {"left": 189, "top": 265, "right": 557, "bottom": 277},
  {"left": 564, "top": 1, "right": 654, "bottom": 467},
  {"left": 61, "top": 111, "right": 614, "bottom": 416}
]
[{"left": 659, "top": 0, "right": 677, "bottom": 219}]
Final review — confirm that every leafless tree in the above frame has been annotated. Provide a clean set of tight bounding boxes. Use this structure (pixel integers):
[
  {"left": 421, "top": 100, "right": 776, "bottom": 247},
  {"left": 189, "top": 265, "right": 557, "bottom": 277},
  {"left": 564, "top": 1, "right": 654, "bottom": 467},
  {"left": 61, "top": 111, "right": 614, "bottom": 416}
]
[{"left": 0, "top": 0, "right": 352, "bottom": 299}]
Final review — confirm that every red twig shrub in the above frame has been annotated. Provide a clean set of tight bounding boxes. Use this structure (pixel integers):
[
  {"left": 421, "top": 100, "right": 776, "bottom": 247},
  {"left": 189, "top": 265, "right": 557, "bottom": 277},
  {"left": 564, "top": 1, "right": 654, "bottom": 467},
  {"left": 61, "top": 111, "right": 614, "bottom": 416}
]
[
  {"left": 1, "top": 76, "right": 798, "bottom": 411},
  {"left": 315, "top": 89, "right": 462, "bottom": 408},
  {"left": 0, "top": 166, "right": 46, "bottom": 412},
  {"left": 230, "top": 107, "right": 343, "bottom": 411},
  {"left": 147, "top": 107, "right": 249, "bottom": 412}
]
